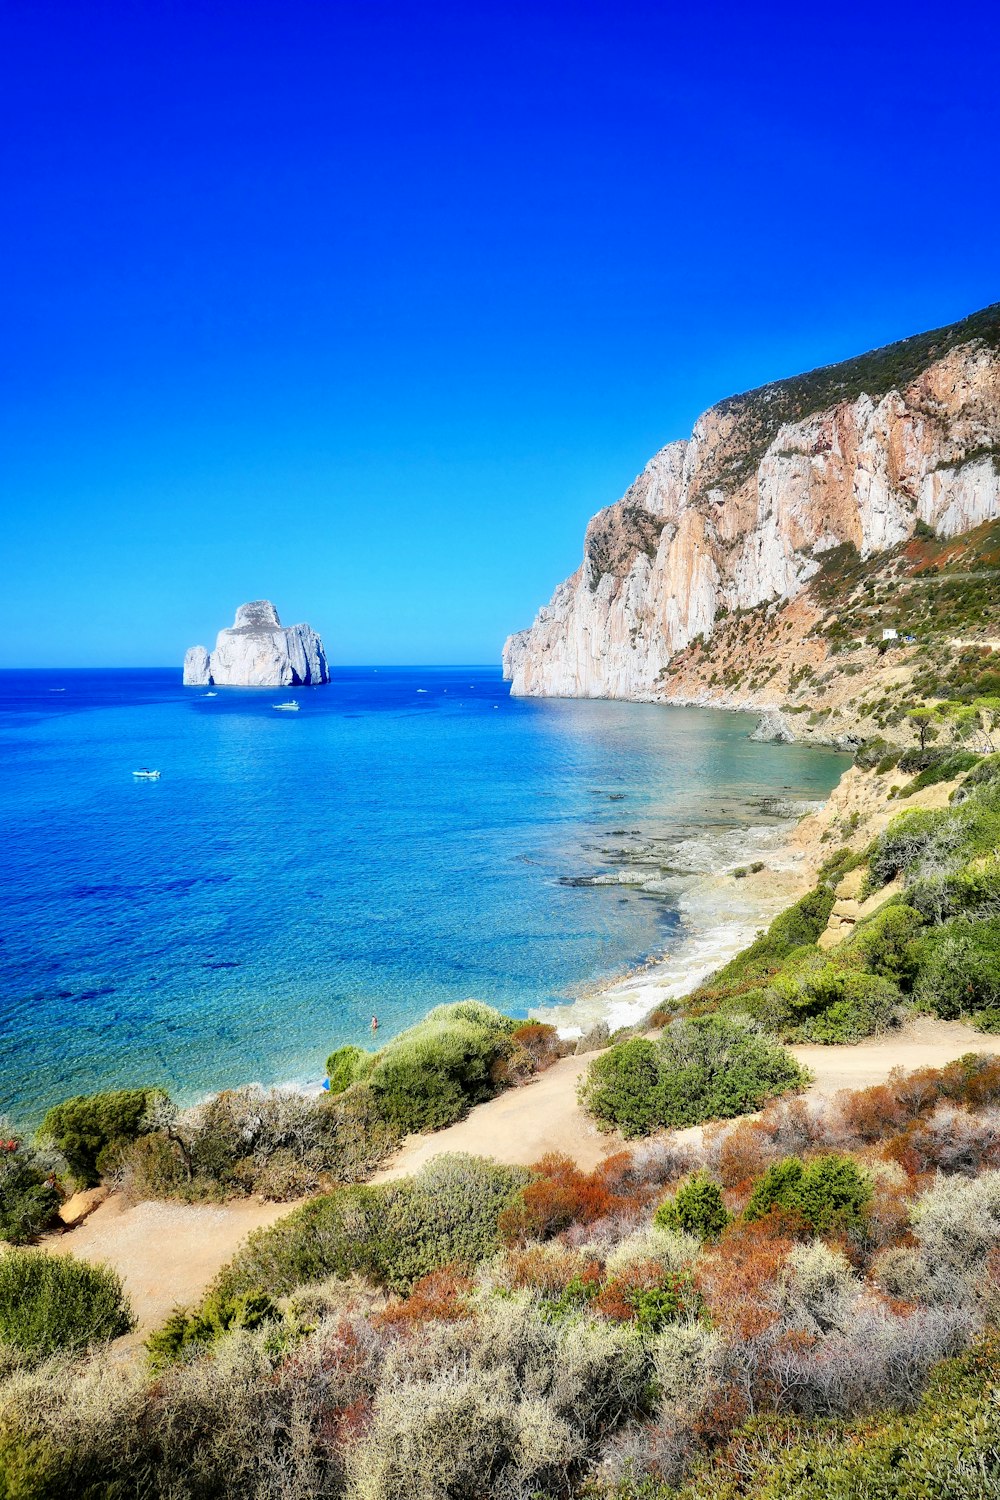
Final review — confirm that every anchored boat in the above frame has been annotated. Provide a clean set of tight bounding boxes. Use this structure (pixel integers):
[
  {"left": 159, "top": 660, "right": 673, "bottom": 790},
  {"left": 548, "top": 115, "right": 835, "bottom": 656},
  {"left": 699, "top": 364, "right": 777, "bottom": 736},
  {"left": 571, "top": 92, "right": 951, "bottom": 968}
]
[{"left": 132, "top": 768, "right": 161, "bottom": 779}]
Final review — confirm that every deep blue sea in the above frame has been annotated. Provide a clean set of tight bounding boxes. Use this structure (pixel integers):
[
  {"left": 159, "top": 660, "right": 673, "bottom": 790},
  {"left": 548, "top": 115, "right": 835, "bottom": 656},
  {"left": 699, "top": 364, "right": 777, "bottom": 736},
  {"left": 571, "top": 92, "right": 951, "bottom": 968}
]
[{"left": 0, "top": 667, "right": 846, "bottom": 1123}]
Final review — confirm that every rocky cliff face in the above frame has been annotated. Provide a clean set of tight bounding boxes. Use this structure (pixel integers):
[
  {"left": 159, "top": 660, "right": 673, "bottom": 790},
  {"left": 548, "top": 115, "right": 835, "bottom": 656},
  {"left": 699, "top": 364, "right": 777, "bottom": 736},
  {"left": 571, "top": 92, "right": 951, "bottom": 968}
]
[
  {"left": 504, "top": 305, "right": 1000, "bottom": 700},
  {"left": 183, "top": 601, "right": 330, "bottom": 687}
]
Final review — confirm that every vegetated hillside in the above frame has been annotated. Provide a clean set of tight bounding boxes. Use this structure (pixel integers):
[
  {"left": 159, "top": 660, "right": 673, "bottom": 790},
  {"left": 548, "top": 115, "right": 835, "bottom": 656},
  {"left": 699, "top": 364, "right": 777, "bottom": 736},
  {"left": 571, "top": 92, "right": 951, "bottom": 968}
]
[
  {"left": 504, "top": 302, "right": 1000, "bottom": 705},
  {"left": 4, "top": 762, "right": 1000, "bottom": 1496},
  {"left": 659, "top": 514, "right": 1000, "bottom": 747}
]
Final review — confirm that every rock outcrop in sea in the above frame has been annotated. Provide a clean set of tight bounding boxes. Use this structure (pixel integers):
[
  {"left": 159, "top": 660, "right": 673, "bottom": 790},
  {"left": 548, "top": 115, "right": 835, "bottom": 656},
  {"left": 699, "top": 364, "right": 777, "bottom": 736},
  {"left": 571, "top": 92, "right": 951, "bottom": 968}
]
[
  {"left": 749, "top": 711, "right": 795, "bottom": 744},
  {"left": 503, "top": 304, "right": 1000, "bottom": 700},
  {"left": 183, "top": 601, "right": 330, "bottom": 687}
]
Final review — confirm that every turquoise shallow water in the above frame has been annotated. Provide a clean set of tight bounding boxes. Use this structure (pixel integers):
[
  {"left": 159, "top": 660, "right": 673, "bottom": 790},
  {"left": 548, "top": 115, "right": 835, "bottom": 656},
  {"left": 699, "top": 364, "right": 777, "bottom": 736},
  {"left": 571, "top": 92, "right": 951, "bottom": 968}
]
[{"left": 0, "top": 667, "right": 846, "bottom": 1123}]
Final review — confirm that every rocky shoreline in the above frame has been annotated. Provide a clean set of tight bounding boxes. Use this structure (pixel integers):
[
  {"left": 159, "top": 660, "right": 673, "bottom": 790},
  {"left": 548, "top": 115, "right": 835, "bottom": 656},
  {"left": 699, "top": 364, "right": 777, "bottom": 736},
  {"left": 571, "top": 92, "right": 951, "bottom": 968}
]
[{"left": 540, "top": 742, "right": 966, "bottom": 1039}]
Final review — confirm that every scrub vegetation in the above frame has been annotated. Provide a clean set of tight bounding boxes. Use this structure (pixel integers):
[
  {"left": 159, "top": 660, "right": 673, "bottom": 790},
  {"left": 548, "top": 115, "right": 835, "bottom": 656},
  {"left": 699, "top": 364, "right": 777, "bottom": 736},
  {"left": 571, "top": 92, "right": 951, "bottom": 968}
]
[
  {"left": 3, "top": 1057, "right": 1000, "bottom": 1496},
  {"left": 702, "top": 301, "right": 1000, "bottom": 493}
]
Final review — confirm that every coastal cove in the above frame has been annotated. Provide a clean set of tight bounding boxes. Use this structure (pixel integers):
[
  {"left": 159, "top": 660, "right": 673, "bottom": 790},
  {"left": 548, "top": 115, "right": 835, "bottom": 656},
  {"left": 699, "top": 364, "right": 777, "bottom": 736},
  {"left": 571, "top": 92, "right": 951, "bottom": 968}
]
[{"left": 0, "top": 667, "right": 845, "bottom": 1122}]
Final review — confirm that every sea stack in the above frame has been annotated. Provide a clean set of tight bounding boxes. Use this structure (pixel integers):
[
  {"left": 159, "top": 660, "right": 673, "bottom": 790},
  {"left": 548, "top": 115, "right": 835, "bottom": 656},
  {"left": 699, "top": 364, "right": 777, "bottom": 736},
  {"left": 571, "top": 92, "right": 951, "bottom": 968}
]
[{"left": 183, "top": 601, "right": 330, "bottom": 687}]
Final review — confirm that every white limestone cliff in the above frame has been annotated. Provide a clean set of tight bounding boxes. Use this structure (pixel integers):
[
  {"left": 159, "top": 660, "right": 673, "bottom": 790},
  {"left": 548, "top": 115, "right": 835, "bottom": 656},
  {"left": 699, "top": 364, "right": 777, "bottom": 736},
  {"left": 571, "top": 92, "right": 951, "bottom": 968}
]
[
  {"left": 504, "top": 317, "right": 1000, "bottom": 699},
  {"left": 183, "top": 601, "right": 330, "bottom": 687}
]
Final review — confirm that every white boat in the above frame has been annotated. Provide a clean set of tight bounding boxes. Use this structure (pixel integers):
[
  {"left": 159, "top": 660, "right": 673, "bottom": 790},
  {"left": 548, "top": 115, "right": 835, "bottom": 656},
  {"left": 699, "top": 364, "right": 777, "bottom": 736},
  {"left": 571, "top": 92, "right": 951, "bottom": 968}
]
[
  {"left": 132, "top": 768, "right": 161, "bottom": 779},
  {"left": 272, "top": 700, "right": 300, "bottom": 712},
  {"left": 203, "top": 692, "right": 217, "bottom": 698}
]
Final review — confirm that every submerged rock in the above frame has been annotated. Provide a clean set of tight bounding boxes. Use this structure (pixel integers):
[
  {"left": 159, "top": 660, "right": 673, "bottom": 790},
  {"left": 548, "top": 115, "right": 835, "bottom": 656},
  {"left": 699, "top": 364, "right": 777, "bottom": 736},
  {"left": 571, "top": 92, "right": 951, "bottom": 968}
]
[{"left": 183, "top": 601, "right": 330, "bottom": 688}]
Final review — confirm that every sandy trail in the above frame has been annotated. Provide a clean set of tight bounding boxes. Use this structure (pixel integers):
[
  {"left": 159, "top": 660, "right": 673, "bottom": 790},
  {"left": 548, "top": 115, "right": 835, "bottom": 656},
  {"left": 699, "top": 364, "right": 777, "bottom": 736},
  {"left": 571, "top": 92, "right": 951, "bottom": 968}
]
[
  {"left": 40, "top": 1195, "right": 298, "bottom": 1334},
  {"left": 376, "top": 1016, "right": 1000, "bottom": 1180},
  {"left": 43, "top": 1018, "right": 998, "bottom": 1333},
  {"left": 788, "top": 1015, "right": 998, "bottom": 1095},
  {"left": 373, "top": 1051, "right": 613, "bottom": 1181}
]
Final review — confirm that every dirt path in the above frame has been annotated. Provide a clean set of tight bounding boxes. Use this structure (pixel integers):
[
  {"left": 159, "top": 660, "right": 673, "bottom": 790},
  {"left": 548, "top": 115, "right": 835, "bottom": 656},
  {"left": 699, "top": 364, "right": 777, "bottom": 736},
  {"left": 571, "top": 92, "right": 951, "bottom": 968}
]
[
  {"left": 373, "top": 1050, "right": 614, "bottom": 1181},
  {"left": 42, "top": 1019, "right": 998, "bottom": 1333},
  {"left": 375, "top": 1016, "right": 1000, "bottom": 1181},
  {"left": 788, "top": 1015, "right": 998, "bottom": 1096},
  {"left": 40, "top": 1195, "right": 298, "bottom": 1334}
]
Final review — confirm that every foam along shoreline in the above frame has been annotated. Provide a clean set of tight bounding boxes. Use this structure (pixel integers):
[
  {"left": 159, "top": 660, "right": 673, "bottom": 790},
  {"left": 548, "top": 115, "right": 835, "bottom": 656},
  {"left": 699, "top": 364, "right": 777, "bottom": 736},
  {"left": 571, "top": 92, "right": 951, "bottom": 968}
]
[
  {"left": 536, "top": 803, "right": 825, "bottom": 1036},
  {"left": 540, "top": 748, "right": 974, "bottom": 1040}
]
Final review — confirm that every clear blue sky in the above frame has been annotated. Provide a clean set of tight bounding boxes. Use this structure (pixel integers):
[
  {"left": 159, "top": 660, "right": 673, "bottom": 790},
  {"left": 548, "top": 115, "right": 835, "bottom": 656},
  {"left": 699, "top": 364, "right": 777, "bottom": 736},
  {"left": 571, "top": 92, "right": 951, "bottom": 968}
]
[{"left": 2, "top": 1, "right": 997, "bottom": 667}]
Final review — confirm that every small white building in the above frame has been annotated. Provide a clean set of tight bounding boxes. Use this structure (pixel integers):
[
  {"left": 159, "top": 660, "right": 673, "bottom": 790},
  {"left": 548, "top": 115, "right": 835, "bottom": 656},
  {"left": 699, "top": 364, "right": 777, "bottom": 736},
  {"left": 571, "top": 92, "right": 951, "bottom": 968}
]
[{"left": 882, "top": 628, "right": 898, "bottom": 641}]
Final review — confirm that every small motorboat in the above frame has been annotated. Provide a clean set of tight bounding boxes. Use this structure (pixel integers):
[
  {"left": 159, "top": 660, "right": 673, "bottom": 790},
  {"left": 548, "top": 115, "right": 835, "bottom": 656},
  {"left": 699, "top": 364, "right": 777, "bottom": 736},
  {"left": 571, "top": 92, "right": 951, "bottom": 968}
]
[
  {"left": 272, "top": 700, "right": 300, "bottom": 712},
  {"left": 132, "top": 768, "right": 161, "bottom": 779},
  {"left": 203, "top": 691, "right": 218, "bottom": 698}
]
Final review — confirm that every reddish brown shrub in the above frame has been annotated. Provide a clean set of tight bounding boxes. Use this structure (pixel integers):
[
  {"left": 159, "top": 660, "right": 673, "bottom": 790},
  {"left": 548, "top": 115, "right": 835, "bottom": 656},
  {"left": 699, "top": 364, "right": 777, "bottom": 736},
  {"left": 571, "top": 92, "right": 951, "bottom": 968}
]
[
  {"left": 879, "top": 1128, "right": 924, "bottom": 1179},
  {"left": 498, "top": 1152, "right": 625, "bottom": 1243},
  {"left": 712, "top": 1119, "right": 776, "bottom": 1189},
  {"left": 593, "top": 1260, "right": 703, "bottom": 1328},
  {"left": 958, "top": 1057, "right": 1000, "bottom": 1110},
  {"left": 758, "top": 1097, "right": 825, "bottom": 1157},
  {"left": 500, "top": 1244, "right": 603, "bottom": 1295},
  {"left": 594, "top": 1258, "right": 667, "bottom": 1321},
  {"left": 833, "top": 1081, "right": 916, "bottom": 1145},
  {"left": 510, "top": 1022, "right": 565, "bottom": 1068},
  {"left": 695, "top": 1215, "right": 800, "bottom": 1338},
  {"left": 374, "top": 1266, "right": 473, "bottom": 1327},
  {"left": 592, "top": 1150, "right": 641, "bottom": 1194},
  {"left": 891, "top": 1066, "right": 945, "bottom": 1119},
  {"left": 862, "top": 1174, "right": 919, "bottom": 1254}
]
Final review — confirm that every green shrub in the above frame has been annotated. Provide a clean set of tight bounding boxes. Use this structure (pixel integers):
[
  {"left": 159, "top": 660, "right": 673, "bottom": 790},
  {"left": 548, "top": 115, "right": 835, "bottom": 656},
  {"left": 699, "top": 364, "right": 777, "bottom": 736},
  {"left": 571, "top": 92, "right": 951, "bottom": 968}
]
[
  {"left": 744, "top": 1154, "right": 871, "bottom": 1234},
  {"left": 816, "top": 846, "right": 863, "bottom": 887},
  {"left": 115, "top": 1081, "right": 400, "bottom": 1203},
  {"left": 854, "top": 737, "right": 891, "bottom": 772},
  {"left": 0, "top": 1131, "right": 60, "bottom": 1245},
  {"left": 960, "top": 751, "right": 1000, "bottom": 789},
  {"left": 754, "top": 1329, "right": 1000, "bottom": 1498},
  {"left": 146, "top": 1291, "right": 279, "bottom": 1369},
  {"left": 912, "top": 919, "right": 1000, "bottom": 1020},
  {"left": 379, "top": 1154, "right": 529, "bottom": 1291},
  {"left": 321, "top": 1080, "right": 402, "bottom": 1183},
  {"left": 898, "top": 745, "right": 945, "bottom": 774},
  {"left": 38, "top": 1087, "right": 164, "bottom": 1188},
  {"left": 750, "top": 964, "right": 900, "bottom": 1043},
  {"left": 767, "top": 887, "right": 839, "bottom": 952},
  {"left": 743, "top": 1156, "right": 806, "bottom": 1220},
  {"left": 907, "top": 857, "right": 1000, "bottom": 926},
  {"left": 580, "top": 1017, "right": 808, "bottom": 1137},
  {"left": 628, "top": 1271, "right": 706, "bottom": 1334},
  {"left": 867, "top": 807, "right": 952, "bottom": 888},
  {"left": 213, "top": 1183, "right": 386, "bottom": 1299},
  {"left": 577, "top": 1038, "right": 662, "bottom": 1136},
  {"left": 324, "top": 1044, "right": 373, "bottom": 1094},
  {"left": 692, "top": 887, "right": 836, "bottom": 1003},
  {"left": 215, "top": 1152, "right": 528, "bottom": 1300},
  {"left": 897, "top": 750, "right": 978, "bottom": 797},
  {"left": 366, "top": 1001, "right": 518, "bottom": 1132},
  {"left": 654, "top": 1174, "right": 729, "bottom": 1242},
  {"left": 0, "top": 1250, "right": 133, "bottom": 1362},
  {"left": 840, "top": 903, "right": 924, "bottom": 982}
]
